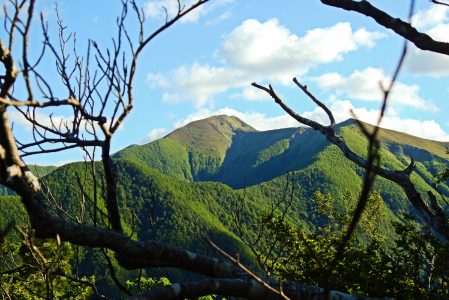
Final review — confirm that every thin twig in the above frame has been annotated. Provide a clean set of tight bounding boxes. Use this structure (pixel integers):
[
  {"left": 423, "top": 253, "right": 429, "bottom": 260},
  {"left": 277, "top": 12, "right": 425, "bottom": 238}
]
[{"left": 208, "top": 238, "right": 290, "bottom": 300}]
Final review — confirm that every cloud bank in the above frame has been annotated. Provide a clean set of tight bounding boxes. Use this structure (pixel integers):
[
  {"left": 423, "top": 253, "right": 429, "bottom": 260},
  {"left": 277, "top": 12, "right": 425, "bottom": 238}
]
[{"left": 147, "top": 19, "right": 385, "bottom": 107}]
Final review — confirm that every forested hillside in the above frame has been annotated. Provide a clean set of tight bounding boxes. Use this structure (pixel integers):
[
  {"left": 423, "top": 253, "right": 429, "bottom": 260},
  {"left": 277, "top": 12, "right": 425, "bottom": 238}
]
[
  {"left": 115, "top": 115, "right": 449, "bottom": 207},
  {"left": 2, "top": 115, "right": 448, "bottom": 298}
]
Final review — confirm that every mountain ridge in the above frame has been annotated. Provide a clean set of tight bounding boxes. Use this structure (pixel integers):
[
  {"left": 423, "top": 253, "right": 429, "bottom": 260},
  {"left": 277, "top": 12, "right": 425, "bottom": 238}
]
[{"left": 115, "top": 115, "right": 449, "bottom": 189}]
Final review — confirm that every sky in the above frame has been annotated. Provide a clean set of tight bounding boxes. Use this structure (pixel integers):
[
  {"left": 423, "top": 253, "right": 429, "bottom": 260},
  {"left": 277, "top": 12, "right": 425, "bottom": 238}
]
[{"left": 5, "top": 0, "right": 449, "bottom": 165}]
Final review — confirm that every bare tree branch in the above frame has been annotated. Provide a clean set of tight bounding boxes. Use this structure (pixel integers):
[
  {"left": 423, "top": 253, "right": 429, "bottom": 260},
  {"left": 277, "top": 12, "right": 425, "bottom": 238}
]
[
  {"left": 131, "top": 278, "right": 383, "bottom": 300},
  {"left": 431, "top": 0, "right": 449, "bottom": 7},
  {"left": 253, "top": 79, "right": 449, "bottom": 243},
  {"left": 208, "top": 238, "right": 289, "bottom": 300},
  {"left": 320, "top": 0, "right": 449, "bottom": 55}
]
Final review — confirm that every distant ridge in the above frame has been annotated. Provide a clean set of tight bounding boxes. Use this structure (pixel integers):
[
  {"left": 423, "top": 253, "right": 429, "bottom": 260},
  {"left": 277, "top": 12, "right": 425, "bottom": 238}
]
[{"left": 337, "top": 118, "right": 449, "bottom": 159}]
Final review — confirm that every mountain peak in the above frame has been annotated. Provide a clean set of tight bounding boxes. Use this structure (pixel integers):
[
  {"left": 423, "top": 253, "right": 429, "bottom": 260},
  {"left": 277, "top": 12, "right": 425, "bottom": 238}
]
[
  {"left": 167, "top": 115, "right": 256, "bottom": 158},
  {"left": 201, "top": 115, "right": 255, "bottom": 129}
]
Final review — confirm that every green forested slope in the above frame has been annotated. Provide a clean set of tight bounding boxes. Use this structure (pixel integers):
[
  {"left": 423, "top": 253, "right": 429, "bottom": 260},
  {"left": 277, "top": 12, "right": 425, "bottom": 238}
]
[
  {"left": 115, "top": 116, "right": 449, "bottom": 197},
  {"left": 4, "top": 116, "right": 448, "bottom": 250},
  {"left": 113, "top": 115, "right": 255, "bottom": 181},
  {"left": 2, "top": 115, "right": 448, "bottom": 298}
]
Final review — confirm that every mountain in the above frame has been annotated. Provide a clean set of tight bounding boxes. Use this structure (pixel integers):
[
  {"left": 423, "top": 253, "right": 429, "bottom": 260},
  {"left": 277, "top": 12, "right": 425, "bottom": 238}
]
[
  {"left": 5, "top": 115, "right": 449, "bottom": 254},
  {"left": 2, "top": 115, "right": 449, "bottom": 297},
  {"left": 111, "top": 115, "right": 449, "bottom": 226},
  {"left": 115, "top": 116, "right": 449, "bottom": 193},
  {"left": 114, "top": 115, "right": 317, "bottom": 187},
  {"left": 114, "top": 115, "right": 255, "bottom": 181}
]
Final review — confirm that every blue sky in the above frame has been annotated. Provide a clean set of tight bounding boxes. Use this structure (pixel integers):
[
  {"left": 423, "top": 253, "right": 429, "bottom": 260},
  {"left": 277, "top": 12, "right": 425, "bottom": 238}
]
[{"left": 6, "top": 0, "right": 449, "bottom": 165}]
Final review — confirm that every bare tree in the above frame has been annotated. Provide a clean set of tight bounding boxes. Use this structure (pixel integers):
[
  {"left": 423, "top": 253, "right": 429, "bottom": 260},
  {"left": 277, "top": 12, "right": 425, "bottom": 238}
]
[{"left": 0, "top": 0, "right": 364, "bottom": 299}]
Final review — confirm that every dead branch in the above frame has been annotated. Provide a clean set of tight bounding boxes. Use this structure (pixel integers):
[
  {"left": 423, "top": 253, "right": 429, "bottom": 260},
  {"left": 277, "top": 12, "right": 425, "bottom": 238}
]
[
  {"left": 131, "top": 278, "right": 384, "bottom": 300},
  {"left": 431, "top": 0, "right": 449, "bottom": 7},
  {"left": 208, "top": 238, "right": 289, "bottom": 300},
  {"left": 320, "top": 0, "right": 449, "bottom": 55},
  {"left": 1, "top": 0, "right": 440, "bottom": 299},
  {"left": 251, "top": 83, "right": 449, "bottom": 243}
]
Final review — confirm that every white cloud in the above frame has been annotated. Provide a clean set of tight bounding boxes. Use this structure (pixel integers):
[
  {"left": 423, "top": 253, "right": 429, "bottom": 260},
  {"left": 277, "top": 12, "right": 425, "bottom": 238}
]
[
  {"left": 144, "top": 0, "right": 232, "bottom": 23},
  {"left": 219, "top": 20, "right": 384, "bottom": 80},
  {"left": 406, "top": 48, "right": 449, "bottom": 77},
  {"left": 148, "top": 20, "right": 385, "bottom": 107},
  {"left": 302, "top": 100, "right": 449, "bottom": 141},
  {"left": 406, "top": 6, "right": 449, "bottom": 76},
  {"left": 147, "top": 127, "right": 169, "bottom": 142},
  {"left": 352, "top": 27, "right": 383, "bottom": 48},
  {"left": 53, "top": 159, "right": 76, "bottom": 167},
  {"left": 406, "top": 23, "right": 449, "bottom": 76},
  {"left": 8, "top": 109, "right": 113, "bottom": 137},
  {"left": 162, "top": 93, "right": 183, "bottom": 104},
  {"left": 149, "top": 64, "right": 251, "bottom": 107},
  {"left": 379, "top": 118, "right": 449, "bottom": 141},
  {"left": 230, "top": 86, "right": 270, "bottom": 101},
  {"left": 301, "top": 100, "right": 377, "bottom": 126},
  {"left": 206, "top": 10, "right": 232, "bottom": 26},
  {"left": 312, "top": 67, "right": 437, "bottom": 111},
  {"left": 9, "top": 110, "right": 69, "bottom": 132},
  {"left": 412, "top": 4, "right": 449, "bottom": 29}
]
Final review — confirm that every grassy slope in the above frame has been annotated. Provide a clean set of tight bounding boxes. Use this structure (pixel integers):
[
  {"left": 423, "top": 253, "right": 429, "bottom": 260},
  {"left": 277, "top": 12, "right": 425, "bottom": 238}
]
[
  {"left": 167, "top": 115, "right": 256, "bottom": 158},
  {"left": 28, "top": 164, "right": 58, "bottom": 177},
  {"left": 218, "top": 127, "right": 327, "bottom": 188},
  {"left": 339, "top": 123, "right": 449, "bottom": 211}
]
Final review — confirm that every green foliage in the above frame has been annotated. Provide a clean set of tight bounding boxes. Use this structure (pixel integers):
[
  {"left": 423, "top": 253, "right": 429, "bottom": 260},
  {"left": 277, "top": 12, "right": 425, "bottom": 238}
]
[
  {"left": 28, "top": 164, "right": 57, "bottom": 177},
  {"left": 436, "top": 168, "right": 449, "bottom": 183},
  {"left": 115, "top": 117, "right": 449, "bottom": 206},
  {"left": 254, "top": 138, "right": 289, "bottom": 167},
  {"left": 260, "top": 192, "right": 449, "bottom": 299},
  {"left": 0, "top": 196, "right": 27, "bottom": 233},
  {"left": 0, "top": 237, "right": 93, "bottom": 299},
  {"left": 114, "top": 138, "right": 193, "bottom": 181},
  {"left": 125, "top": 276, "right": 217, "bottom": 300},
  {"left": 38, "top": 158, "right": 260, "bottom": 290},
  {"left": 217, "top": 126, "right": 325, "bottom": 188},
  {"left": 188, "top": 150, "right": 222, "bottom": 180},
  {"left": 126, "top": 276, "right": 171, "bottom": 293}
]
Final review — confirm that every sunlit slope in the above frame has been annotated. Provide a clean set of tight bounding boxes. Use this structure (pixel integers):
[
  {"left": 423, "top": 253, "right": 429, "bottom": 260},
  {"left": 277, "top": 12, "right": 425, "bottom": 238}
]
[
  {"left": 115, "top": 116, "right": 449, "bottom": 199},
  {"left": 113, "top": 115, "right": 255, "bottom": 181}
]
